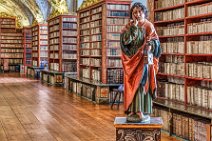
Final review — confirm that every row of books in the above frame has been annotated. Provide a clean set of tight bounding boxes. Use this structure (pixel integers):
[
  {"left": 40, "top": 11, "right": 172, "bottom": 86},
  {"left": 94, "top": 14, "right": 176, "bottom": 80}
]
[
  {"left": 107, "top": 25, "right": 123, "bottom": 32},
  {"left": 49, "top": 32, "right": 59, "bottom": 39},
  {"left": 1, "top": 49, "right": 23, "bottom": 53},
  {"left": 32, "top": 31, "right": 48, "bottom": 36},
  {"left": 63, "top": 17, "right": 76, "bottom": 22},
  {"left": 1, "top": 36, "right": 22, "bottom": 39},
  {"left": 157, "top": 81, "right": 185, "bottom": 102},
  {"left": 91, "top": 42, "right": 101, "bottom": 48},
  {"left": 91, "top": 27, "right": 101, "bottom": 34},
  {"left": 81, "top": 68, "right": 90, "bottom": 79},
  {"left": 1, "top": 40, "right": 22, "bottom": 43},
  {"left": 32, "top": 60, "right": 37, "bottom": 66},
  {"left": 91, "top": 49, "right": 101, "bottom": 56},
  {"left": 81, "top": 84, "right": 94, "bottom": 99},
  {"left": 187, "top": 86, "right": 212, "bottom": 109},
  {"left": 1, "top": 44, "right": 22, "bottom": 48},
  {"left": 62, "top": 62, "right": 77, "bottom": 72},
  {"left": 80, "top": 11, "right": 89, "bottom": 18},
  {"left": 157, "top": 24, "right": 184, "bottom": 36},
  {"left": 62, "top": 54, "right": 77, "bottom": 59},
  {"left": 1, "top": 25, "right": 16, "bottom": 28},
  {"left": 90, "top": 20, "right": 101, "bottom": 28},
  {"left": 1, "top": 58, "right": 22, "bottom": 64},
  {"left": 80, "top": 30, "right": 89, "bottom": 36},
  {"left": 2, "top": 66, "right": 20, "bottom": 72},
  {"left": 50, "top": 38, "right": 59, "bottom": 44},
  {"left": 63, "top": 44, "right": 76, "bottom": 50},
  {"left": 161, "top": 42, "right": 184, "bottom": 54},
  {"left": 107, "top": 18, "right": 129, "bottom": 25},
  {"left": 40, "top": 52, "right": 48, "bottom": 58},
  {"left": 154, "top": 0, "right": 185, "bottom": 9},
  {"left": 107, "top": 41, "right": 120, "bottom": 48},
  {"left": 91, "top": 35, "right": 101, "bottom": 41},
  {"left": 1, "top": 33, "right": 22, "bottom": 36},
  {"left": 107, "top": 59, "right": 122, "bottom": 68},
  {"left": 24, "top": 44, "right": 31, "bottom": 48},
  {"left": 107, "top": 33, "right": 120, "bottom": 41},
  {"left": 81, "top": 58, "right": 90, "bottom": 66},
  {"left": 155, "top": 8, "right": 184, "bottom": 21},
  {"left": 50, "top": 53, "right": 59, "bottom": 59},
  {"left": 62, "top": 23, "right": 77, "bottom": 29},
  {"left": 81, "top": 50, "right": 90, "bottom": 56},
  {"left": 80, "top": 23, "right": 89, "bottom": 29},
  {"left": 91, "top": 6, "right": 102, "bottom": 14},
  {"left": 153, "top": 107, "right": 210, "bottom": 141},
  {"left": 81, "top": 36, "right": 90, "bottom": 42},
  {"left": 159, "top": 63, "right": 185, "bottom": 75},
  {"left": 107, "top": 69, "right": 123, "bottom": 84},
  {"left": 62, "top": 30, "right": 77, "bottom": 36},
  {"left": 165, "top": 55, "right": 184, "bottom": 63},
  {"left": 91, "top": 69, "right": 101, "bottom": 81},
  {"left": 186, "top": 63, "right": 212, "bottom": 79},
  {"left": 32, "top": 36, "right": 38, "bottom": 40},
  {"left": 91, "top": 13, "right": 102, "bottom": 21},
  {"left": 107, "top": 11, "right": 129, "bottom": 17},
  {"left": 32, "top": 53, "right": 38, "bottom": 57},
  {"left": 80, "top": 16, "right": 90, "bottom": 23},
  {"left": 63, "top": 37, "right": 77, "bottom": 43},
  {"left": 187, "top": 40, "right": 212, "bottom": 54},
  {"left": 0, "top": 53, "right": 23, "bottom": 58},
  {"left": 1, "top": 20, "right": 15, "bottom": 24},
  {"left": 80, "top": 43, "right": 90, "bottom": 48},
  {"left": 49, "top": 63, "right": 59, "bottom": 71},
  {"left": 90, "top": 58, "right": 101, "bottom": 67},
  {"left": 49, "top": 19, "right": 59, "bottom": 26},
  {"left": 188, "top": 2, "right": 212, "bottom": 16},
  {"left": 107, "top": 48, "right": 121, "bottom": 56},
  {"left": 49, "top": 25, "right": 59, "bottom": 32},
  {"left": 107, "top": 4, "right": 129, "bottom": 11},
  {"left": 188, "top": 20, "right": 212, "bottom": 34}
]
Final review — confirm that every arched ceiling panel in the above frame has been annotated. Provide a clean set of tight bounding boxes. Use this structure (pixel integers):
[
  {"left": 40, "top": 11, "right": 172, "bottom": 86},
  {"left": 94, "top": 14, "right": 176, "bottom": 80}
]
[{"left": 0, "top": 0, "right": 78, "bottom": 27}]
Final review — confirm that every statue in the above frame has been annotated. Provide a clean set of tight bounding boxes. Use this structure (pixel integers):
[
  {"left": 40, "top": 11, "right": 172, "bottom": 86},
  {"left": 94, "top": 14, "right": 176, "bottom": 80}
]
[{"left": 120, "top": 2, "right": 161, "bottom": 123}]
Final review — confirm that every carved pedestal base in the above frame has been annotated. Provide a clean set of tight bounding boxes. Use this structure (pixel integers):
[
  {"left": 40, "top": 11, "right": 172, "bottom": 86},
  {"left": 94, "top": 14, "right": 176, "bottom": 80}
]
[{"left": 114, "top": 117, "right": 163, "bottom": 141}]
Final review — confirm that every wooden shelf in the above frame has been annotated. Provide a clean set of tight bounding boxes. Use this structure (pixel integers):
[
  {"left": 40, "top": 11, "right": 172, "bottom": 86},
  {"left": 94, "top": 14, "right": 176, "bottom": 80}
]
[
  {"left": 185, "top": 0, "right": 209, "bottom": 5},
  {"left": 154, "top": 18, "right": 184, "bottom": 24},
  {"left": 154, "top": 4, "right": 184, "bottom": 12}
]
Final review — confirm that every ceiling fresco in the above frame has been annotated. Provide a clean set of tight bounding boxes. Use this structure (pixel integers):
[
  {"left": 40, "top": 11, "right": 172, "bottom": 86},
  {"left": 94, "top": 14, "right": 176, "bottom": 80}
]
[{"left": 0, "top": 0, "right": 77, "bottom": 27}]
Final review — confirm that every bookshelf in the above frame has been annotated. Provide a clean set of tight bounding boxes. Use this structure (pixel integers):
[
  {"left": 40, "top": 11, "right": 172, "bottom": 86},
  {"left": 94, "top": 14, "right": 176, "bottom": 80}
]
[
  {"left": 41, "top": 14, "right": 77, "bottom": 86},
  {"left": 22, "top": 27, "right": 32, "bottom": 67},
  {"left": 68, "top": 0, "right": 130, "bottom": 103},
  {"left": 0, "top": 17, "right": 23, "bottom": 72},
  {"left": 31, "top": 23, "right": 48, "bottom": 68},
  {"left": 27, "top": 23, "right": 48, "bottom": 79},
  {"left": 153, "top": 0, "right": 212, "bottom": 140}
]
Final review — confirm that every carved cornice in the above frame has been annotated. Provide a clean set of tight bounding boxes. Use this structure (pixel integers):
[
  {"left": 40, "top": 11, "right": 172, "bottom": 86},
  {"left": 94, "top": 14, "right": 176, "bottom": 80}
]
[{"left": 78, "top": 0, "right": 101, "bottom": 10}]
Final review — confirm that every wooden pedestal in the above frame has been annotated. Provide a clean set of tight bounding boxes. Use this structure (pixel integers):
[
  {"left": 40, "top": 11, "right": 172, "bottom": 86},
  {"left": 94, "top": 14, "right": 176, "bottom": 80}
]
[{"left": 114, "top": 117, "right": 163, "bottom": 141}]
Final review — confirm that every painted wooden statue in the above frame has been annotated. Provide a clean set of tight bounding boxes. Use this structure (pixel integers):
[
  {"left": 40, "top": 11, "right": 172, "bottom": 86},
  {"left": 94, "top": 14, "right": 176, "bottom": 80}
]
[{"left": 120, "top": 2, "right": 161, "bottom": 122}]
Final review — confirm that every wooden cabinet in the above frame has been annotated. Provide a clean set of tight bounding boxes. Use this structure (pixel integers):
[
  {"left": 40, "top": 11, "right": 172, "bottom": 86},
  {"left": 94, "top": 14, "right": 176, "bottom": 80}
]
[{"left": 153, "top": 0, "right": 212, "bottom": 140}]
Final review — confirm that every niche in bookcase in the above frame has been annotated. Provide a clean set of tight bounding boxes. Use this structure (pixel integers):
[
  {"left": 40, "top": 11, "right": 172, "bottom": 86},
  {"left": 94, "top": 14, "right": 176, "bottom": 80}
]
[
  {"left": 154, "top": 0, "right": 212, "bottom": 140},
  {"left": 0, "top": 17, "right": 23, "bottom": 72},
  {"left": 40, "top": 14, "right": 77, "bottom": 86},
  {"left": 75, "top": 0, "right": 130, "bottom": 103}
]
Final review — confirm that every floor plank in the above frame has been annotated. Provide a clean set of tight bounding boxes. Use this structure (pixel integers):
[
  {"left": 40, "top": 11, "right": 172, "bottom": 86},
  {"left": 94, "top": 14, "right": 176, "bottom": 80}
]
[{"left": 0, "top": 73, "right": 180, "bottom": 141}]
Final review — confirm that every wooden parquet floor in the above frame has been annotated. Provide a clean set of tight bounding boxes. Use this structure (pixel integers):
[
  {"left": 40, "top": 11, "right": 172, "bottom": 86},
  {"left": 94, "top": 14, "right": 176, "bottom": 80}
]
[{"left": 0, "top": 73, "right": 180, "bottom": 141}]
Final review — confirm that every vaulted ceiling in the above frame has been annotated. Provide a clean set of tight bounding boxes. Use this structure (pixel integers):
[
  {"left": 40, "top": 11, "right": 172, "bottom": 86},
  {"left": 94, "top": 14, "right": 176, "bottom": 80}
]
[{"left": 0, "top": 0, "right": 77, "bottom": 27}]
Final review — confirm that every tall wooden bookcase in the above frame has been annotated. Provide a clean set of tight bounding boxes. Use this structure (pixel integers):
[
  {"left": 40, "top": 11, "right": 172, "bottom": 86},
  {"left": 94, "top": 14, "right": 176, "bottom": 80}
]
[
  {"left": 28, "top": 23, "right": 48, "bottom": 79},
  {"left": 153, "top": 0, "right": 212, "bottom": 140},
  {"left": 0, "top": 17, "right": 23, "bottom": 72},
  {"left": 41, "top": 14, "right": 77, "bottom": 86},
  {"left": 66, "top": 0, "right": 130, "bottom": 103},
  {"left": 22, "top": 27, "right": 32, "bottom": 67},
  {"left": 31, "top": 23, "right": 48, "bottom": 68},
  {"left": 48, "top": 14, "right": 77, "bottom": 73},
  {"left": 78, "top": 0, "right": 130, "bottom": 84}
]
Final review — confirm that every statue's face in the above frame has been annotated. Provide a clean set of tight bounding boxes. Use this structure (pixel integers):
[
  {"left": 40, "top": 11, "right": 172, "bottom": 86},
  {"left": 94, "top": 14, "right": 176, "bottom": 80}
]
[{"left": 132, "top": 7, "right": 145, "bottom": 21}]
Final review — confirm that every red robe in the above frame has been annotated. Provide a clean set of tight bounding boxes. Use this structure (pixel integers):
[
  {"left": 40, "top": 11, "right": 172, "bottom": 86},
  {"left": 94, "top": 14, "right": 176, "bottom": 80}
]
[{"left": 121, "top": 19, "right": 159, "bottom": 111}]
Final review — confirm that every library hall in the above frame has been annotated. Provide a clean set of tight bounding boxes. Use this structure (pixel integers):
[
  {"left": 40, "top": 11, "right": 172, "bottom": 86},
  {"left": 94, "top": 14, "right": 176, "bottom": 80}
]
[{"left": 0, "top": 0, "right": 211, "bottom": 141}]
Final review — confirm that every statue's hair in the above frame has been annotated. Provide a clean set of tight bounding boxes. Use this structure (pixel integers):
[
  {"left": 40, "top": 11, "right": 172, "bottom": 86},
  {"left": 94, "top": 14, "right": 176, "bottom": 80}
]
[{"left": 130, "top": 2, "right": 148, "bottom": 19}]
